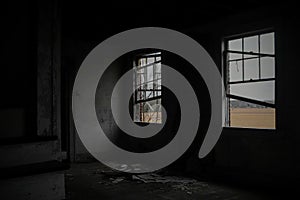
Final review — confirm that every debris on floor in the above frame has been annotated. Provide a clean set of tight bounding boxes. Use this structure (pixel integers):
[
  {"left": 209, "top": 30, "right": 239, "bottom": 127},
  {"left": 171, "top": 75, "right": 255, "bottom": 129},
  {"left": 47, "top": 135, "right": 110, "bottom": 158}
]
[
  {"left": 132, "top": 173, "right": 197, "bottom": 184},
  {"left": 111, "top": 177, "right": 125, "bottom": 184},
  {"left": 65, "top": 162, "right": 278, "bottom": 200},
  {"left": 131, "top": 173, "right": 204, "bottom": 195},
  {"left": 98, "top": 172, "right": 205, "bottom": 195}
]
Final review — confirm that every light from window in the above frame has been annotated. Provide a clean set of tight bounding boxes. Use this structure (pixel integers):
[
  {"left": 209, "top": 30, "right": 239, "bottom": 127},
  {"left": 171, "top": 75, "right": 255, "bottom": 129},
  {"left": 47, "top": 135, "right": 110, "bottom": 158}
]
[
  {"left": 133, "top": 52, "right": 162, "bottom": 123},
  {"left": 225, "top": 32, "right": 275, "bottom": 129}
]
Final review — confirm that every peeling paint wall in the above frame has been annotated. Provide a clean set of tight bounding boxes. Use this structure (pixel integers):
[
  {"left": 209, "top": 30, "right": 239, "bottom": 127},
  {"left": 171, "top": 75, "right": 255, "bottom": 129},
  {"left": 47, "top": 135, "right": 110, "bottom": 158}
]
[{"left": 37, "top": 0, "right": 61, "bottom": 138}]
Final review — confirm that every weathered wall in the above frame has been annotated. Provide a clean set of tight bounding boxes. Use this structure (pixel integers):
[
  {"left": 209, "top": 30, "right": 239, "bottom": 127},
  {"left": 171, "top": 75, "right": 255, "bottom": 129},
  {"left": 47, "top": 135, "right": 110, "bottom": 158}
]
[
  {"left": 186, "top": 7, "right": 300, "bottom": 181},
  {"left": 63, "top": 4, "right": 300, "bottom": 182},
  {"left": 0, "top": 1, "right": 65, "bottom": 199}
]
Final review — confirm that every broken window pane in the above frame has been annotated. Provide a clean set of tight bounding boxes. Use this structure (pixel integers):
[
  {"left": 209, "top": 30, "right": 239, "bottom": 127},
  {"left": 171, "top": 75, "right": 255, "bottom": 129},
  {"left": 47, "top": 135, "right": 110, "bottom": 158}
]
[
  {"left": 229, "top": 61, "right": 243, "bottom": 82},
  {"left": 244, "top": 58, "right": 259, "bottom": 81},
  {"left": 244, "top": 35, "right": 259, "bottom": 53}
]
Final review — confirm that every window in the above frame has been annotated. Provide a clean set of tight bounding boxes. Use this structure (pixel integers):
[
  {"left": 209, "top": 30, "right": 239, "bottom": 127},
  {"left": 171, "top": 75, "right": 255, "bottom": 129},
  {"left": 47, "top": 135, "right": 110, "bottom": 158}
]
[
  {"left": 224, "top": 32, "right": 276, "bottom": 129},
  {"left": 133, "top": 52, "right": 162, "bottom": 123}
]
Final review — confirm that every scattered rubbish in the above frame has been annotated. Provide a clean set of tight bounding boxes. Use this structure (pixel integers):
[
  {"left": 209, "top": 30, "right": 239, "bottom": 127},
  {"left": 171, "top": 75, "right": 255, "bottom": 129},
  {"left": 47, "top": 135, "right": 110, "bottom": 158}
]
[
  {"left": 131, "top": 173, "right": 199, "bottom": 194},
  {"left": 172, "top": 184, "right": 193, "bottom": 194},
  {"left": 96, "top": 170, "right": 203, "bottom": 195},
  {"left": 131, "top": 174, "right": 197, "bottom": 184},
  {"left": 98, "top": 177, "right": 126, "bottom": 185},
  {"left": 111, "top": 177, "right": 125, "bottom": 184}
]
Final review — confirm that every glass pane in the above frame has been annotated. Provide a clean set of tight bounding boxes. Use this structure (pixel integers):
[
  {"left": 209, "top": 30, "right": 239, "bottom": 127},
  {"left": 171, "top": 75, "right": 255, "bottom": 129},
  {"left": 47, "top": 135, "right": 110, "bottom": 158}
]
[
  {"left": 147, "top": 57, "right": 155, "bottom": 64},
  {"left": 244, "top": 58, "right": 259, "bottom": 81},
  {"left": 229, "top": 53, "right": 242, "bottom": 60},
  {"left": 138, "top": 66, "right": 145, "bottom": 72},
  {"left": 228, "top": 98, "right": 275, "bottom": 129},
  {"left": 155, "top": 62, "right": 161, "bottom": 72},
  {"left": 228, "top": 39, "right": 242, "bottom": 51},
  {"left": 229, "top": 61, "right": 242, "bottom": 82},
  {"left": 157, "top": 79, "right": 161, "bottom": 89},
  {"left": 137, "top": 90, "right": 145, "bottom": 101},
  {"left": 147, "top": 65, "right": 153, "bottom": 82},
  {"left": 229, "top": 81, "right": 275, "bottom": 103},
  {"left": 140, "top": 58, "right": 146, "bottom": 66},
  {"left": 155, "top": 73, "right": 161, "bottom": 80},
  {"left": 260, "top": 33, "right": 274, "bottom": 54},
  {"left": 136, "top": 69, "right": 145, "bottom": 84},
  {"left": 153, "top": 81, "right": 158, "bottom": 90},
  {"left": 154, "top": 62, "right": 161, "bottom": 80},
  {"left": 146, "top": 91, "right": 152, "bottom": 99},
  {"left": 244, "top": 35, "right": 258, "bottom": 53},
  {"left": 147, "top": 81, "right": 153, "bottom": 90},
  {"left": 134, "top": 103, "right": 141, "bottom": 122},
  {"left": 244, "top": 54, "right": 257, "bottom": 59},
  {"left": 261, "top": 57, "right": 275, "bottom": 79}
]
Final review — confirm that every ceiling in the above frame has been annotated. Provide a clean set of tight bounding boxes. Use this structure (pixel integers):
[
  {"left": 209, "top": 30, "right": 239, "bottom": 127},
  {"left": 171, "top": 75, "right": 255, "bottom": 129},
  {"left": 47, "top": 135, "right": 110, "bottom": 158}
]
[{"left": 62, "top": 2, "right": 279, "bottom": 40}]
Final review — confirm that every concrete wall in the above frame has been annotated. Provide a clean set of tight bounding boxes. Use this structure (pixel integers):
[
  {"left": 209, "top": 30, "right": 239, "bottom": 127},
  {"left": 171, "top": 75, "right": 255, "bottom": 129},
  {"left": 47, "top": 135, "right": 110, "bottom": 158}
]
[
  {"left": 1, "top": 1, "right": 65, "bottom": 199},
  {"left": 63, "top": 4, "right": 300, "bottom": 182},
  {"left": 186, "top": 7, "right": 300, "bottom": 180}
]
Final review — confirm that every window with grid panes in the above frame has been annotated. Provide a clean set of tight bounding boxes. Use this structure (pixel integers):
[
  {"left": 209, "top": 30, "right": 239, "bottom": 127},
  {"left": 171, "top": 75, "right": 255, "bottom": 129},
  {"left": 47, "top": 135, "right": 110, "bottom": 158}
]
[
  {"left": 133, "top": 52, "right": 162, "bottom": 123},
  {"left": 224, "top": 32, "right": 276, "bottom": 129}
]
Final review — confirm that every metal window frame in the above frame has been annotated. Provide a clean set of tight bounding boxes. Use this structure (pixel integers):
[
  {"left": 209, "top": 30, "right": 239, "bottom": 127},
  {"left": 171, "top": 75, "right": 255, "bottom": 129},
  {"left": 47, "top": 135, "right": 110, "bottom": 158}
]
[
  {"left": 224, "top": 31, "right": 276, "bottom": 127},
  {"left": 133, "top": 53, "right": 162, "bottom": 123}
]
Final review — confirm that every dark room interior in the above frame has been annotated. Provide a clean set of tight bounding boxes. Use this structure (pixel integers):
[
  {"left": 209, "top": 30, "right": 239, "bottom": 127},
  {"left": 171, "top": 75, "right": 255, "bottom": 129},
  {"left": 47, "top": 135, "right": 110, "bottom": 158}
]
[{"left": 1, "top": 1, "right": 300, "bottom": 199}]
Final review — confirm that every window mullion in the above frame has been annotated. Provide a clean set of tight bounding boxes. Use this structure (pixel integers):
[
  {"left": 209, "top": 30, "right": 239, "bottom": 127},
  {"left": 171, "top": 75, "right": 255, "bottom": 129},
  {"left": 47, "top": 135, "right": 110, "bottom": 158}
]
[
  {"left": 227, "top": 94, "right": 275, "bottom": 108},
  {"left": 242, "top": 38, "right": 245, "bottom": 82},
  {"left": 258, "top": 34, "right": 261, "bottom": 79}
]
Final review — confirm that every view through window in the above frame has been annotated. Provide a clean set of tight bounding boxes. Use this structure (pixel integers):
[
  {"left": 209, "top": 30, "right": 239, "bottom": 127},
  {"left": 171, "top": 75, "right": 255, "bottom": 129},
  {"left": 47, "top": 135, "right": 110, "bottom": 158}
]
[
  {"left": 225, "top": 32, "right": 276, "bottom": 129},
  {"left": 133, "top": 52, "right": 162, "bottom": 123}
]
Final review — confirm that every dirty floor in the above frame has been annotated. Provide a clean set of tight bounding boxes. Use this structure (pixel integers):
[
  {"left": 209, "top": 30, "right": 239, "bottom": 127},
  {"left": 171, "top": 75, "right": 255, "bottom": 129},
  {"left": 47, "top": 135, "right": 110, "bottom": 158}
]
[{"left": 65, "top": 162, "right": 285, "bottom": 200}]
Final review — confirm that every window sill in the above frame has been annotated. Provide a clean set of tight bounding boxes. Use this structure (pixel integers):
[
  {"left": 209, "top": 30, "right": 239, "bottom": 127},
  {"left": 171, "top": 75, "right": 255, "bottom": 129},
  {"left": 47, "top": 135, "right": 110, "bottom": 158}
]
[{"left": 222, "top": 126, "right": 277, "bottom": 137}]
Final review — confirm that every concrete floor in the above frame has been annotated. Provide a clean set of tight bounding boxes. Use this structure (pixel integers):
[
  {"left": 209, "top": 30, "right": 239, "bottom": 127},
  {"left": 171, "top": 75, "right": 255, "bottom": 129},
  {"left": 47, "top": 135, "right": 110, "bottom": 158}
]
[{"left": 64, "top": 162, "right": 286, "bottom": 200}]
